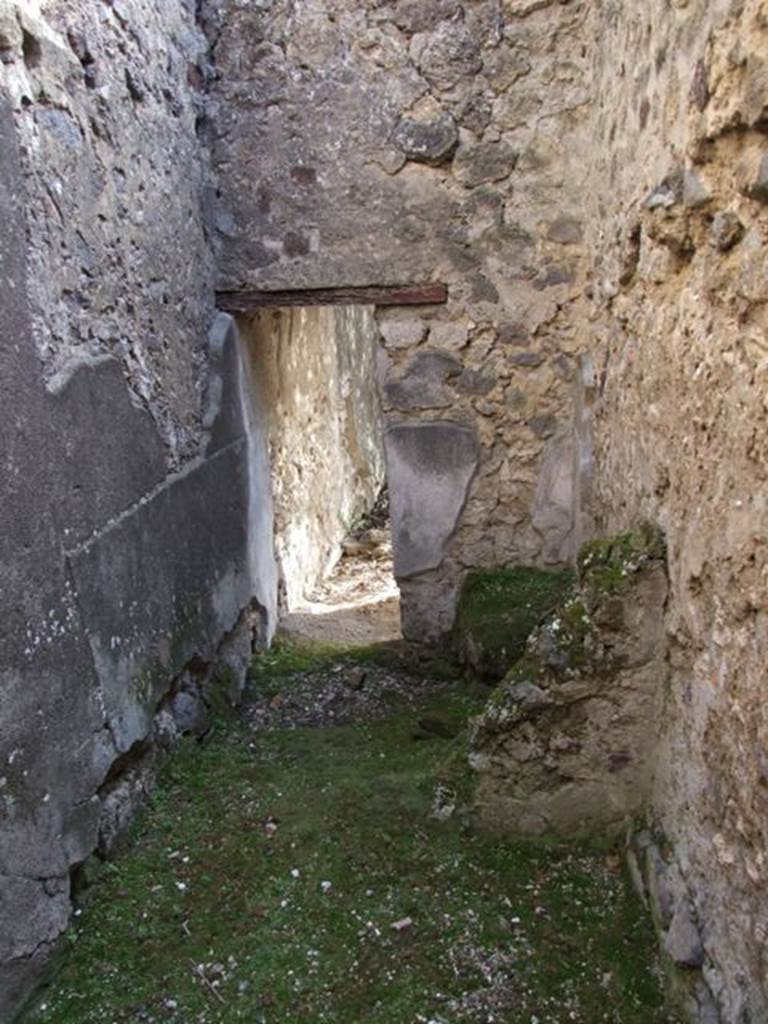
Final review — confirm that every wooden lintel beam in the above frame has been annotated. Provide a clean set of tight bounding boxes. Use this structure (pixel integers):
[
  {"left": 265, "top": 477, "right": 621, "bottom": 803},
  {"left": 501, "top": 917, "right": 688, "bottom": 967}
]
[{"left": 215, "top": 283, "right": 448, "bottom": 312}]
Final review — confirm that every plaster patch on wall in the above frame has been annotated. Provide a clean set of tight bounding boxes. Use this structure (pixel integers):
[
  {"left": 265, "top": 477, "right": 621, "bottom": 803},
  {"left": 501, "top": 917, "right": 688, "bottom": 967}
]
[{"left": 385, "top": 421, "right": 479, "bottom": 580}]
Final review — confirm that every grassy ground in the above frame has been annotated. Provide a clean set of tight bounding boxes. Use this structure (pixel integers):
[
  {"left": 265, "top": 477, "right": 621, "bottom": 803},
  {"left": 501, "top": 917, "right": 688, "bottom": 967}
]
[{"left": 26, "top": 644, "right": 675, "bottom": 1024}]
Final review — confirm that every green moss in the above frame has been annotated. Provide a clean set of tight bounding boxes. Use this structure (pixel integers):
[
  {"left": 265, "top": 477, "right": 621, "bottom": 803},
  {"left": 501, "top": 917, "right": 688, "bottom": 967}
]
[
  {"left": 559, "top": 595, "right": 591, "bottom": 635},
  {"left": 578, "top": 523, "right": 666, "bottom": 595},
  {"left": 248, "top": 636, "right": 460, "bottom": 700},
  {"left": 453, "top": 566, "right": 575, "bottom": 681},
  {"left": 24, "top": 644, "right": 675, "bottom": 1024},
  {"left": 547, "top": 595, "right": 594, "bottom": 672},
  {"left": 204, "top": 666, "right": 241, "bottom": 717}
]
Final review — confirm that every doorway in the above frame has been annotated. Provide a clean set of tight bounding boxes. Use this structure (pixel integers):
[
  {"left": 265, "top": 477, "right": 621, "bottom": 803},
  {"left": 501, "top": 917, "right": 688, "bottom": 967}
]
[{"left": 237, "top": 304, "right": 401, "bottom": 645}]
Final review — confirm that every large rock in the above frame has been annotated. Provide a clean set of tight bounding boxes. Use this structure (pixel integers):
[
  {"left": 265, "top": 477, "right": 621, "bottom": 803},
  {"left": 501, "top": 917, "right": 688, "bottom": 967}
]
[
  {"left": 469, "top": 525, "right": 668, "bottom": 840},
  {"left": 665, "top": 900, "right": 705, "bottom": 969},
  {"left": 454, "top": 140, "right": 519, "bottom": 187}
]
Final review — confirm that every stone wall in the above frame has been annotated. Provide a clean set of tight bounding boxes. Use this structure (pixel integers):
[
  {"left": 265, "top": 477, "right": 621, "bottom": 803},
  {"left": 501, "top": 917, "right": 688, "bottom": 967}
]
[
  {"left": 205, "top": 0, "right": 594, "bottom": 640},
  {"left": 240, "top": 306, "right": 385, "bottom": 609},
  {"left": 585, "top": 1, "right": 768, "bottom": 1019},
  {"left": 2, "top": 0, "right": 214, "bottom": 463},
  {"left": 2, "top": 0, "right": 767, "bottom": 1018},
  {"left": 0, "top": 3, "right": 277, "bottom": 1016}
]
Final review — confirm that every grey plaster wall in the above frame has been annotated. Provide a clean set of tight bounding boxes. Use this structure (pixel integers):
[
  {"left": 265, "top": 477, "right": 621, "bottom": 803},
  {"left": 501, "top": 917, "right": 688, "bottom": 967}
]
[
  {"left": 385, "top": 422, "right": 478, "bottom": 640},
  {"left": 0, "top": 6, "right": 278, "bottom": 1016}
]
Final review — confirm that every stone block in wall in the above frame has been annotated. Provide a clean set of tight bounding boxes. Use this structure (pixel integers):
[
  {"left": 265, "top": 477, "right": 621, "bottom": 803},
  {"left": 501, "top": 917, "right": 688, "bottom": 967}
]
[
  {"left": 382, "top": 350, "right": 463, "bottom": 412},
  {"left": 377, "top": 316, "right": 428, "bottom": 350},
  {"left": 46, "top": 356, "right": 168, "bottom": 547},
  {"left": 67, "top": 443, "right": 252, "bottom": 754},
  {"left": 391, "top": 112, "right": 459, "bottom": 166},
  {"left": 468, "top": 526, "right": 668, "bottom": 840}
]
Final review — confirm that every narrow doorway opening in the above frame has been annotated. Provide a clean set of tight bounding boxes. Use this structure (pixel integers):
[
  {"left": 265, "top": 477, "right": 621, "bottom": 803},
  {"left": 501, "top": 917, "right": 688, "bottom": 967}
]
[{"left": 237, "top": 304, "right": 401, "bottom": 645}]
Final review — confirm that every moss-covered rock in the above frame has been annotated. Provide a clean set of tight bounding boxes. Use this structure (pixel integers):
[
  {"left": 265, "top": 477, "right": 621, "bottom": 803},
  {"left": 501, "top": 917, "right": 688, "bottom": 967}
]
[
  {"left": 452, "top": 566, "right": 575, "bottom": 681},
  {"left": 468, "top": 525, "right": 669, "bottom": 842},
  {"left": 578, "top": 522, "right": 666, "bottom": 595}
]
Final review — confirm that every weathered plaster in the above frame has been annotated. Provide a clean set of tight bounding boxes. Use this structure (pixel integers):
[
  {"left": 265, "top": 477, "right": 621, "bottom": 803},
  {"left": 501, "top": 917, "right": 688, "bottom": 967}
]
[{"left": 0, "top": 7, "right": 277, "bottom": 1015}]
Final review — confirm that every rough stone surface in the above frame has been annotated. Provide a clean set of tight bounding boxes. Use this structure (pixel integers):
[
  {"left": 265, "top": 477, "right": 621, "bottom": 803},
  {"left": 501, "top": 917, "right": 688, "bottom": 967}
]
[
  {"left": 469, "top": 530, "right": 668, "bottom": 840},
  {"left": 392, "top": 111, "right": 459, "bottom": 166},
  {"left": 206, "top": 0, "right": 592, "bottom": 633},
  {"left": 3, "top": 0, "right": 215, "bottom": 466},
  {"left": 709, "top": 211, "right": 745, "bottom": 253},
  {"left": 665, "top": 901, "right": 705, "bottom": 970},
  {"left": 378, "top": 317, "right": 428, "bottom": 350},
  {"left": 585, "top": 1, "right": 768, "bottom": 1016},
  {"left": 383, "top": 350, "right": 462, "bottom": 412}
]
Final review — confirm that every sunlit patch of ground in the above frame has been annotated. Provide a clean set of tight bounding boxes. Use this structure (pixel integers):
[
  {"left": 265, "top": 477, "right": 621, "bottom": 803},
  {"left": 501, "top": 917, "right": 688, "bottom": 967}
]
[{"left": 281, "top": 527, "right": 401, "bottom": 647}]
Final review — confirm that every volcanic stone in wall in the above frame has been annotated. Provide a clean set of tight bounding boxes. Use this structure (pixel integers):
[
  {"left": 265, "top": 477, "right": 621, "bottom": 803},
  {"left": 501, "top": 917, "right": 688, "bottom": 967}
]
[{"left": 468, "top": 525, "right": 668, "bottom": 840}]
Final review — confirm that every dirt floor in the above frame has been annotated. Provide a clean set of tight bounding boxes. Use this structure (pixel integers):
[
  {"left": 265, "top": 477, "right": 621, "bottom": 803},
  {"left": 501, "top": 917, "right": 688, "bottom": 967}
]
[
  {"left": 25, "top": 640, "right": 677, "bottom": 1024},
  {"left": 21, "top": 500, "right": 677, "bottom": 1024},
  {"left": 281, "top": 526, "right": 401, "bottom": 647}
]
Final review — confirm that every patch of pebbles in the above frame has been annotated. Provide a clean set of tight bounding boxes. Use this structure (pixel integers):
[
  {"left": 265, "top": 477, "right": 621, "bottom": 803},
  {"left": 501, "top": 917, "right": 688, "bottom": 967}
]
[{"left": 244, "top": 663, "right": 451, "bottom": 732}]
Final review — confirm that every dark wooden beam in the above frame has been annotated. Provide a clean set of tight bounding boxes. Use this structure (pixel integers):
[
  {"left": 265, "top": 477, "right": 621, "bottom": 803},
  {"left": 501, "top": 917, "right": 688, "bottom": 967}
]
[{"left": 215, "top": 283, "right": 448, "bottom": 312}]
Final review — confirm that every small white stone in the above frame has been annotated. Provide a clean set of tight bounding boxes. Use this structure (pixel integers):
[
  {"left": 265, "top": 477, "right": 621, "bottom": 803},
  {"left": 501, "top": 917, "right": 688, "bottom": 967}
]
[{"left": 390, "top": 916, "right": 413, "bottom": 932}]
